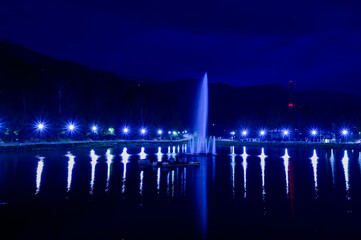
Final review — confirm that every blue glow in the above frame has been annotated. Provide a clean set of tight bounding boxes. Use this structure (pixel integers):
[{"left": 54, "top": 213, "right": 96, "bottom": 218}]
[
  {"left": 241, "top": 130, "right": 248, "bottom": 136},
  {"left": 157, "top": 129, "right": 163, "bottom": 135},
  {"left": 283, "top": 129, "right": 290, "bottom": 136},
  {"left": 230, "top": 131, "right": 235, "bottom": 136},
  {"left": 311, "top": 129, "right": 318, "bottom": 136}
]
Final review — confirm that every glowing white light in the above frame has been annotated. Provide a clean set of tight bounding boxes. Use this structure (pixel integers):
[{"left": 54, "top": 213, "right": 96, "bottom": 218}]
[
  {"left": 69, "top": 124, "right": 75, "bottom": 131},
  {"left": 89, "top": 149, "right": 99, "bottom": 195},
  {"left": 65, "top": 152, "right": 75, "bottom": 192},
  {"left": 230, "top": 131, "right": 235, "bottom": 136},
  {"left": 123, "top": 127, "right": 129, "bottom": 134},
  {"left": 156, "top": 147, "right": 163, "bottom": 162},
  {"left": 281, "top": 149, "right": 290, "bottom": 196},
  {"left": 157, "top": 129, "right": 163, "bottom": 135},
  {"left": 139, "top": 147, "right": 147, "bottom": 160},
  {"left": 172, "top": 131, "right": 177, "bottom": 135},
  {"left": 140, "top": 128, "right": 146, "bottom": 135},
  {"left": 260, "top": 130, "right": 266, "bottom": 136},
  {"left": 310, "top": 149, "right": 319, "bottom": 199},
  {"left": 341, "top": 150, "right": 350, "bottom": 200},
  {"left": 342, "top": 129, "right": 349, "bottom": 136},
  {"left": 242, "top": 130, "right": 248, "bottom": 136},
  {"left": 35, "top": 156, "right": 45, "bottom": 195},
  {"left": 185, "top": 130, "right": 188, "bottom": 133},
  {"left": 311, "top": 130, "right": 317, "bottom": 136},
  {"left": 230, "top": 146, "right": 235, "bottom": 155},
  {"left": 34, "top": 121, "right": 47, "bottom": 133},
  {"left": 283, "top": 130, "right": 289, "bottom": 136},
  {"left": 168, "top": 131, "right": 171, "bottom": 134}
]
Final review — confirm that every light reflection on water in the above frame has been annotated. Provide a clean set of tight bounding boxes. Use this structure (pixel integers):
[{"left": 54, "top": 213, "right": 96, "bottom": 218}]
[
  {"left": 35, "top": 156, "right": 45, "bottom": 195},
  {"left": 18, "top": 146, "right": 361, "bottom": 239},
  {"left": 89, "top": 150, "right": 99, "bottom": 195},
  {"left": 105, "top": 149, "right": 114, "bottom": 192},
  {"left": 65, "top": 152, "right": 75, "bottom": 192},
  {"left": 310, "top": 149, "right": 319, "bottom": 199},
  {"left": 341, "top": 150, "right": 350, "bottom": 200},
  {"left": 282, "top": 148, "right": 290, "bottom": 196},
  {"left": 121, "top": 147, "right": 130, "bottom": 195},
  {"left": 259, "top": 148, "right": 267, "bottom": 202},
  {"left": 241, "top": 147, "right": 248, "bottom": 199}
]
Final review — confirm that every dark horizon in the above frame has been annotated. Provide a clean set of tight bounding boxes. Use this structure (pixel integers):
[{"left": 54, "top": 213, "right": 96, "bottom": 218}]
[{"left": 1, "top": 0, "right": 361, "bottom": 94}]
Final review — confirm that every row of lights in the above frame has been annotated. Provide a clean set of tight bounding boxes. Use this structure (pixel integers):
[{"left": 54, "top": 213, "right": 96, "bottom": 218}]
[
  {"left": 33, "top": 121, "right": 187, "bottom": 136},
  {"left": 230, "top": 128, "right": 350, "bottom": 137}
]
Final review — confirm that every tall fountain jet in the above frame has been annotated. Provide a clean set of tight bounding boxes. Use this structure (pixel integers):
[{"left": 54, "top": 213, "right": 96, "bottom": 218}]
[{"left": 189, "top": 72, "right": 216, "bottom": 154}]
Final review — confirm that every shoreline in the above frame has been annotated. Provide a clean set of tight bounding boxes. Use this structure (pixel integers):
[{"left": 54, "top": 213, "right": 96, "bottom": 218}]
[
  {"left": 0, "top": 138, "right": 360, "bottom": 152},
  {"left": 217, "top": 139, "right": 361, "bottom": 150}
]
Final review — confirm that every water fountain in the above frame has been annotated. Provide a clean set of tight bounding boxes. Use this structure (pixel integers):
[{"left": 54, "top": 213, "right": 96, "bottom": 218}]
[{"left": 188, "top": 72, "right": 216, "bottom": 155}]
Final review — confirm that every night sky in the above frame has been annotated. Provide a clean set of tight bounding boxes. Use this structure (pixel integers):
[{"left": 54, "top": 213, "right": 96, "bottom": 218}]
[{"left": 1, "top": 0, "right": 361, "bottom": 94}]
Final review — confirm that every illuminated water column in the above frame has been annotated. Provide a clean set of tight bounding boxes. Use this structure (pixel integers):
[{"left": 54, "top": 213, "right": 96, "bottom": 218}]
[
  {"left": 90, "top": 150, "right": 99, "bottom": 195},
  {"left": 241, "top": 147, "right": 248, "bottom": 198},
  {"left": 105, "top": 149, "right": 114, "bottom": 192},
  {"left": 341, "top": 150, "right": 350, "bottom": 200},
  {"left": 282, "top": 149, "right": 290, "bottom": 196},
  {"left": 259, "top": 148, "right": 267, "bottom": 201},
  {"left": 121, "top": 148, "right": 130, "bottom": 195},
  {"left": 329, "top": 149, "right": 336, "bottom": 186},
  {"left": 230, "top": 153, "right": 236, "bottom": 199},
  {"left": 310, "top": 149, "right": 319, "bottom": 199},
  {"left": 35, "top": 156, "right": 45, "bottom": 195},
  {"left": 65, "top": 152, "right": 75, "bottom": 192}
]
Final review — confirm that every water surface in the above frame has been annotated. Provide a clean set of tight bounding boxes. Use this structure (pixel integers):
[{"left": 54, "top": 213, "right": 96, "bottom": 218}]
[{"left": 1, "top": 146, "right": 361, "bottom": 239}]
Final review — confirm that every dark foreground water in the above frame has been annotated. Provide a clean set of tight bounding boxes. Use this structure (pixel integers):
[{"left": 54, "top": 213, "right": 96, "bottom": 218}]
[{"left": 1, "top": 146, "right": 361, "bottom": 240}]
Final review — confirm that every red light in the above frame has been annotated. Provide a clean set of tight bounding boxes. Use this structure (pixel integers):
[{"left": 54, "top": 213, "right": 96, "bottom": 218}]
[{"left": 288, "top": 103, "right": 294, "bottom": 107}]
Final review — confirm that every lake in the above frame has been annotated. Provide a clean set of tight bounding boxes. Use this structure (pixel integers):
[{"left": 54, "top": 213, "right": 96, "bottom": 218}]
[{"left": 1, "top": 146, "right": 361, "bottom": 239}]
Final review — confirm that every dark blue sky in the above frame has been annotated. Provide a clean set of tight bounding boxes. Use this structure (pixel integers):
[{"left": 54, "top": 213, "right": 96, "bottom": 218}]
[{"left": 1, "top": 0, "right": 361, "bottom": 94}]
